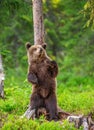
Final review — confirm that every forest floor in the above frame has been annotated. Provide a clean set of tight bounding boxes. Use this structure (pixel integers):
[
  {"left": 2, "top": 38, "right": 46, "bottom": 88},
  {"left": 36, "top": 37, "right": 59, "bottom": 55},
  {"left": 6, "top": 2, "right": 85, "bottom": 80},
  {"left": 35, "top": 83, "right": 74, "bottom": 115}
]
[{"left": 0, "top": 68, "right": 94, "bottom": 130}]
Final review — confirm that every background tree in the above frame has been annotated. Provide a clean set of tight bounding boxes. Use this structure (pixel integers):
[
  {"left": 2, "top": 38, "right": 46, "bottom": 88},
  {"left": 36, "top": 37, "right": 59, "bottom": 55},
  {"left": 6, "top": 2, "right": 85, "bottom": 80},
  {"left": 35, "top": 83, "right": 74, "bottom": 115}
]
[
  {"left": 32, "top": 0, "right": 45, "bottom": 45},
  {"left": 0, "top": 55, "right": 4, "bottom": 98}
]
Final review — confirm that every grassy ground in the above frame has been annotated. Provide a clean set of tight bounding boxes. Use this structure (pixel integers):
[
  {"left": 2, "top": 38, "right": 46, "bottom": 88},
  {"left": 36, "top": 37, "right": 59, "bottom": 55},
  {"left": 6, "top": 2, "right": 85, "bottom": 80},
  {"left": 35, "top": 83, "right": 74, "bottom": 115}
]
[{"left": 0, "top": 68, "right": 94, "bottom": 130}]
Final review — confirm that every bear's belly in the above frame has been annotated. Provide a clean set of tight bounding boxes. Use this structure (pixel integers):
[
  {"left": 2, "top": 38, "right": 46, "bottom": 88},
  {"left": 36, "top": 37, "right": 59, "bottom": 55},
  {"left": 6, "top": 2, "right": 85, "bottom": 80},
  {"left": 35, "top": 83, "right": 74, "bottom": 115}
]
[{"left": 38, "top": 88, "right": 49, "bottom": 98}]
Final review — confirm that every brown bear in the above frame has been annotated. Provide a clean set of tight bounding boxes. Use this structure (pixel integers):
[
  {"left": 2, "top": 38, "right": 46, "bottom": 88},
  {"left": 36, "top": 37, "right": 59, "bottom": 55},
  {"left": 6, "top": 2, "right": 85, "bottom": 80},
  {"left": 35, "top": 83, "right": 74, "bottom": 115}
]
[{"left": 26, "top": 42, "right": 58, "bottom": 121}]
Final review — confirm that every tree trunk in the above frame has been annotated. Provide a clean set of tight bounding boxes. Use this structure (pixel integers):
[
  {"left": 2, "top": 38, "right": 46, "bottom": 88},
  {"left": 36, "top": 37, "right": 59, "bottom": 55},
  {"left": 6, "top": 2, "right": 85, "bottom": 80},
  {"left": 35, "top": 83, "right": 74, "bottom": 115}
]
[
  {"left": 32, "top": 0, "right": 45, "bottom": 45},
  {"left": 0, "top": 55, "right": 5, "bottom": 98}
]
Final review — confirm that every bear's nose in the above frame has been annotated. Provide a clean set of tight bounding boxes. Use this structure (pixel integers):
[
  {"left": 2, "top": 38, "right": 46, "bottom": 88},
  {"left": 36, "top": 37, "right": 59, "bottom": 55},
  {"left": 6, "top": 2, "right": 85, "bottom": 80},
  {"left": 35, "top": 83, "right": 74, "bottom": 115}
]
[{"left": 40, "top": 48, "right": 42, "bottom": 53}]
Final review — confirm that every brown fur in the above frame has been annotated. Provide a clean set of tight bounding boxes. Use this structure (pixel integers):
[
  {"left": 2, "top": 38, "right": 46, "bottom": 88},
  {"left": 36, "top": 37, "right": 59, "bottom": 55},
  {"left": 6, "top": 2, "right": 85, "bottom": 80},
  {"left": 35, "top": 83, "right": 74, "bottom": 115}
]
[{"left": 26, "top": 42, "right": 58, "bottom": 121}]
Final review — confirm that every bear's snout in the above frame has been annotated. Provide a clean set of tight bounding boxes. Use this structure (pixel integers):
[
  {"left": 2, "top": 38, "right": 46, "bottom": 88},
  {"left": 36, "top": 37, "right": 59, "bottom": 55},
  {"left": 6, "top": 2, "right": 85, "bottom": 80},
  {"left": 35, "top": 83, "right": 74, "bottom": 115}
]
[{"left": 39, "top": 48, "right": 43, "bottom": 53}]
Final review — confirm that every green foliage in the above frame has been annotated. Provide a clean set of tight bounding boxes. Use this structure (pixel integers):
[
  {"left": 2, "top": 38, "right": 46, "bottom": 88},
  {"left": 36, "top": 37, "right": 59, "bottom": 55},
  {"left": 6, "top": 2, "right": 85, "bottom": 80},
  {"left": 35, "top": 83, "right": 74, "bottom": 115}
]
[
  {"left": 0, "top": 0, "right": 33, "bottom": 68},
  {"left": 83, "top": 0, "right": 94, "bottom": 29},
  {"left": 2, "top": 116, "right": 39, "bottom": 130},
  {"left": 1, "top": 115, "right": 78, "bottom": 130}
]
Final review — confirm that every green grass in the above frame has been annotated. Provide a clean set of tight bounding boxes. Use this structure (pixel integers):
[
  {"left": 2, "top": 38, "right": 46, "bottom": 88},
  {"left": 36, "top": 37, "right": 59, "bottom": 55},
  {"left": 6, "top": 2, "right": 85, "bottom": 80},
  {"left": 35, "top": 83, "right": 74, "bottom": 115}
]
[{"left": 0, "top": 67, "right": 94, "bottom": 130}]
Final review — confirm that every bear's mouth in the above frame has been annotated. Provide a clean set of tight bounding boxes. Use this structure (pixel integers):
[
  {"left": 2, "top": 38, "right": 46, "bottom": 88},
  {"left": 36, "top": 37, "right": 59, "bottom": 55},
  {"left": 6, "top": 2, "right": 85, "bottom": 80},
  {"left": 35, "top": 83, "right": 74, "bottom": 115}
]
[
  {"left": 39, "top": 53, "right": 42, "bottom": 57},
  {"left": 38, "top": 52, "right": 44, "bottom": 59}
]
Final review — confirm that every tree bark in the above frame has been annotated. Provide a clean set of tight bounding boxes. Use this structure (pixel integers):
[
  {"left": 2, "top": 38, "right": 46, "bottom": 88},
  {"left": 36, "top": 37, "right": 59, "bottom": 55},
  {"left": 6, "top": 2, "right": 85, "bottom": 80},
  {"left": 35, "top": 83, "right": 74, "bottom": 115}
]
[
  {"left": 32, "top": 0, "right": 45, "bottom": 45},
  {"left": 0, "top": 55, "right": 5, "bottom": 98}
]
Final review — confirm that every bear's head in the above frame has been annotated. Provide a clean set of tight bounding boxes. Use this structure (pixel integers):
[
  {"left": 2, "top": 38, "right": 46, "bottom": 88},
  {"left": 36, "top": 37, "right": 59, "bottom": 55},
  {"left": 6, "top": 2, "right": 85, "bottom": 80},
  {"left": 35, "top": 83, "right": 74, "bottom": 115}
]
[{"left": 26, "top": 42, "right": 47, "bottom": 64}]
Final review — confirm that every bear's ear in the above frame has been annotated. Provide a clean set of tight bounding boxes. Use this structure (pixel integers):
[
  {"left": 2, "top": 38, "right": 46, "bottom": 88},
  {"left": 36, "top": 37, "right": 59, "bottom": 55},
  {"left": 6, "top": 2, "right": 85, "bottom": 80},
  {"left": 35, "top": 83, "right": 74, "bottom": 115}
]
[
  {"left": 42, "top": 43, "right": 47, "bottom": 49},
  {"left": 25, "top": 42, "right": 31, "bottom": 49}
]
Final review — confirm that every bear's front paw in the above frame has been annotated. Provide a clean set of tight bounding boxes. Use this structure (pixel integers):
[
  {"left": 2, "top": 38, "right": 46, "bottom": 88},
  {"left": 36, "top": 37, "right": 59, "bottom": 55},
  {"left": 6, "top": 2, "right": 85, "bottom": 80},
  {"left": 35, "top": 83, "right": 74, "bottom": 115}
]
[
  {"left": 46, "top": 60, "right": 57, "bottom": 68},
  {"left": 47, "top": 60, "right": 58, "bottom": 77},
  {"left": 28, "top": 73, "right": 38, "bottom": 84},
  {"left": 50, "top": 60, "right": 57, "bottom": 68},
  {"left": 51, "top": 60, "right": 57, "bottom": 65}
]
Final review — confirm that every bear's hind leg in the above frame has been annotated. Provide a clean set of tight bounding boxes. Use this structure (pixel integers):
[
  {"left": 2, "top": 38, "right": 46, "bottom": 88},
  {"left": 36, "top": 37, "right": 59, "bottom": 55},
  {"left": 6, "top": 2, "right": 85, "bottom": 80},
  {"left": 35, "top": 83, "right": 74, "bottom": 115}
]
[
  {"left": 30, "top": 93, "right": 44, "bottom": 117},
  {"left": 45, "top": 94, "right": 58, "bottom": 121}
]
